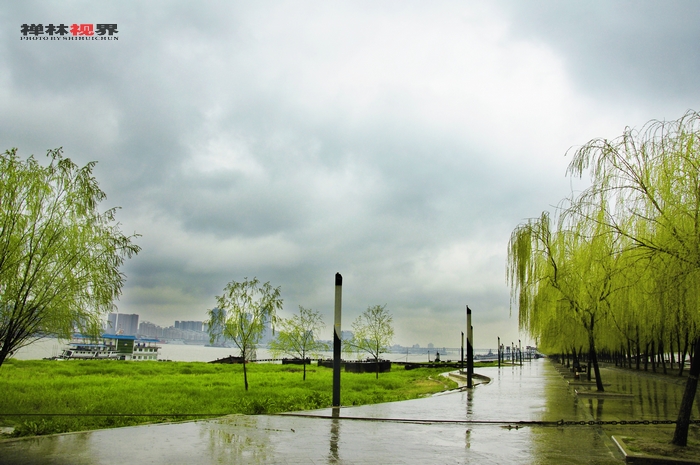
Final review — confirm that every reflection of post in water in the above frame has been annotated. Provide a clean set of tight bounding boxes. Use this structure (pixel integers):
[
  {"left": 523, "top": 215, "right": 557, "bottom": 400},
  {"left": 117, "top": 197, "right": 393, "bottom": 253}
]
[
  {"left": 465, "top": 385, "right": 474, "bottom": 416},
  {"left": 587, "top": 398, "right": 605, "bottom": 420},
  {"left": 329, "top": 407, "right": 340, "bottom": 463}
]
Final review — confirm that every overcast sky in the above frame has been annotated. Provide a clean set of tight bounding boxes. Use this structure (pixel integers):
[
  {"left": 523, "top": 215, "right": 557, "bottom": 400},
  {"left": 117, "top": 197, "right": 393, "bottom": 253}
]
[{"left": 2, "top": 1, "right": 699, "bottom": 348}]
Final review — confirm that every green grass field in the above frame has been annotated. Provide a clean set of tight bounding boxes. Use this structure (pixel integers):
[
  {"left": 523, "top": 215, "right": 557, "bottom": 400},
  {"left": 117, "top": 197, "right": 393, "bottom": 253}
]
[{"left": 0, "top": 359, "right": 458, "bottom": 437}]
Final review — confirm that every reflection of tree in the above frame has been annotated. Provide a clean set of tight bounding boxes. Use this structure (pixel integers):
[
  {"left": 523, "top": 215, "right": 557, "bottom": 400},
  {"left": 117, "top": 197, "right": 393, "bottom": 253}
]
[
  {"left": 531, "top": 364, "right": 606, "bottom": 463},
  {"left": 205, "top": 417, "right": 273, "bottom": 463}
]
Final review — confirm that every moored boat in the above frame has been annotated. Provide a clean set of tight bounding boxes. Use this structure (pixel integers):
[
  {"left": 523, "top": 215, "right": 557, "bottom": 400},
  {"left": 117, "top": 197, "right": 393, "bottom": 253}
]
[{"left": 57, "top": 334, "right": 160, "bottom": 361}]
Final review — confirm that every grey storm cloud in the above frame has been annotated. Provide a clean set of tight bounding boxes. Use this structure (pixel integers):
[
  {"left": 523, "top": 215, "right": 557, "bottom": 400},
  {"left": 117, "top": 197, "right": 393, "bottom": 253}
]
[
  {"left": 2, "top": 0, "right": 699, "bottom": 346},
  {"left": 501, "top": 0, "right": 700, "bottom": 103}
]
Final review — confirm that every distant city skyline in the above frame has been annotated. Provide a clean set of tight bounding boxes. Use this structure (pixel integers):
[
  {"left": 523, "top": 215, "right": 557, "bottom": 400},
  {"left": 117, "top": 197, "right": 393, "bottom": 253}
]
[{"left": 104, "top": 311, "right": 498, "bottom": 351}]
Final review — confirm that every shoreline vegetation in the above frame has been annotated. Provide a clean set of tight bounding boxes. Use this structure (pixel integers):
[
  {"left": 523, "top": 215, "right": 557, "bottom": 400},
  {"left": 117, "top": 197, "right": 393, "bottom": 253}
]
[{"left": 0, "top": 359, "right": 470, "bottom": 438}]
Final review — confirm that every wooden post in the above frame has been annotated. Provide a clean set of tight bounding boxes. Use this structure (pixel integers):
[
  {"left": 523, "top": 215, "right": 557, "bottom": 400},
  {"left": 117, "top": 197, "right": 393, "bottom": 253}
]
[
  {"left": 333, "top": 273, "right": 342, "bottom": 407},
  {"left": 467, "top": 305, "right": 473, "bottom": 388},
  {"left": 461, "top": 331, "right": 464, "bottom": 372},
  {"left": 519, "top": 339, "right": 522, "bottom": 365}
]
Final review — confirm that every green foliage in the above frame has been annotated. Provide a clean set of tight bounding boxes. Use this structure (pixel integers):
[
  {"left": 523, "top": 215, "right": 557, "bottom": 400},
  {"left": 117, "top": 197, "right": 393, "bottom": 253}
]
[
  {"left": 567, "top": 111, "right": 700, "bottom": 446},
  {"left": 508, "top": 206, "right": 627, "bottom": 390},
  {"left": 346, "top": 305, "right": 394, "bottom": 378},
  {"left": 0, "top": 359, "right": 456, "bottom": 437},
  {"left": 508, "top": 111, "right": 700, "bottom": 445},
  {"left": 0, "top": 148, "right": 140, "bottom": 368},
  {"left": 207, "top": 277, "right": 283, "bottom": 390},
  {"left": 268, "top": 306, "right": 328, "bottom": 380}
]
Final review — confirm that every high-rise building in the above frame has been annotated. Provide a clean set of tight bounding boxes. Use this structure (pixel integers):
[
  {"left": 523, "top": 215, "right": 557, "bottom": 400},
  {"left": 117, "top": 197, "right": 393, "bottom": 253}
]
[
  {"left": 208, "top": 308, "right": 226, "bottom": 346},
  {"left": 176, "top": 321, "right": 203, "bottom": 332},
  {"left": 138, "top": 321, "right": 162, "bottom": 338},
  {"left": 105, "top": 313, "right": 139, "bottom": 336},
  {"left": 106, "top": 313, "right": 118, "bottom": 335}
]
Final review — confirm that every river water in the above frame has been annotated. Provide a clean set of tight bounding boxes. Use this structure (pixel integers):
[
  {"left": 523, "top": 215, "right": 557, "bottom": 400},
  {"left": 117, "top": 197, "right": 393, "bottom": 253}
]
[{"left": 12, "top": 337, "right": 493, "bottom": 364}]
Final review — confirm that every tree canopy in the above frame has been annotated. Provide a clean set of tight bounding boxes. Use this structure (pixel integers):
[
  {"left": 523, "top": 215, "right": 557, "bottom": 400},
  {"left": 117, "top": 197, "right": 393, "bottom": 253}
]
[
  {"left": 507, "top": 111, "right": 700, "bottom": 446},
  {"left": 346, "top": 304, "right": 394, "bottom": 379},
  {"left": 207, "top": 277, "right": 282, "bottom": 390},
  {"left": 268, "top": 306, "right": 328, "bottom": 380},
  {"left": 568, "top": 111, "right": 700, "bottom": 446},
  {"left": 0, "top": 148, "right": 140, "bottom": 368}
]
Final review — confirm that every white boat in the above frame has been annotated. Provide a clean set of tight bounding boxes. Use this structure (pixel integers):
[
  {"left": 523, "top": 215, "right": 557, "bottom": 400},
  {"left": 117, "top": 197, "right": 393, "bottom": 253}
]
[
  {"left": 59, "top": 342, "right": 119, "bottom": 359},
  {"left": 57, "top": 334, "right": 160, "bottom": 361}
]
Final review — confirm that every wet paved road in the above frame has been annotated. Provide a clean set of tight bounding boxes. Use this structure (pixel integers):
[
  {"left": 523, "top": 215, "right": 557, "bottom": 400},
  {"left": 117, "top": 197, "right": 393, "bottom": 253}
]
[{"left": 4, "top": 359, "right": 694, "bottom": 464}]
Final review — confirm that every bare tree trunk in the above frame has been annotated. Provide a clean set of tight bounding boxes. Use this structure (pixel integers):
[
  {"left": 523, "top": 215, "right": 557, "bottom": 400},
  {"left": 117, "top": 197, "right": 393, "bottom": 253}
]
[
  {"left": 242, "top": 349, "right": 249, "bottom": 391},
  {"left": 672, "top": 337, "right": 700, "bottom": 446},
  {"left": 587, "top": 346, "right": 592, "bottom": 382},
  {"left": 0, "top": 348, "right": 9, "bottom": 368},
  {"left": 679, "top": 332, "right": 689, "bottom": 377},
  {"left": 670, "top": 332, "right": 675, "bottom": 370},
  {"left": 636, "top": 326, "right": 641, "bottom": 371},
  {"left": 644, "top": 342, "right": 649, "bottom": 371},
  {"left": 586, "top": 317, "right": 604, "bottom": 392},
  {"left": 589, "top": 333, "right": 604, "bottom": 392},
  {"left": 660, "top": 339, "right": 667, "bottom": 375},
  {"left": 677, "top": 328, "right": 683, "bottom": 373},
  {"left": 627, "top": 339, "right": 633, "bottom": 369}
]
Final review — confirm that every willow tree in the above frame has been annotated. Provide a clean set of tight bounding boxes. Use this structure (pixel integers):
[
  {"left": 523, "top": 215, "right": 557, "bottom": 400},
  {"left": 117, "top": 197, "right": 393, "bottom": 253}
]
[
  {"left": 0, "top": 148, "right": 140, "bottom": 368},
  {"left": 508, "top": 207, "right": 625, "bottom": 392},
  {"left": 269, "top": 306, "right": 328, "bottom": 380},
  {"left": 207, "top": 277, "right": 282, "bottom": 391},
  {"left": 605, "top": 254, "right": 657, "bottom": 370},
  {"left": 346, "top": 304, "right": 394, "bottom": 379},
  {"left": 568, "top": 110, "right": 700, "bottom": 446}
]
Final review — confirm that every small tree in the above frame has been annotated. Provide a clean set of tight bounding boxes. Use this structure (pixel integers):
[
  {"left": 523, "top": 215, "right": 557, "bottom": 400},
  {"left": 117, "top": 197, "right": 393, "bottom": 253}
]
[
  {"left": 269, "top": 306, "right": 328, "bottom": 380},
  {"left": 207, "top": 277, "right": 282, "bottom": 391},
  {"left": 347, "top": 304, "right": 394, "bottom": 379},
  {"left": 0, "top": 148, "right": 140, "bottom": 369}
]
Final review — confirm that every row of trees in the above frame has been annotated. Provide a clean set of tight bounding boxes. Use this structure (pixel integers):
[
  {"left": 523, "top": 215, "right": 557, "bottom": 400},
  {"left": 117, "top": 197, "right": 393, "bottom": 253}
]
[
  {"left": 507, "top": 111, "right": 700, "bottom": 446},
  {"left": 206, "top": 277, "right": 394, "bottom": 390}
]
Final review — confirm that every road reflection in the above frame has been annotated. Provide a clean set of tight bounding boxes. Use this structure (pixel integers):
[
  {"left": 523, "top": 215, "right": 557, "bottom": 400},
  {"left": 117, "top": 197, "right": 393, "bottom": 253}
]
[{"left": 328, "top": 408, "right": 340, "bottom": 463}]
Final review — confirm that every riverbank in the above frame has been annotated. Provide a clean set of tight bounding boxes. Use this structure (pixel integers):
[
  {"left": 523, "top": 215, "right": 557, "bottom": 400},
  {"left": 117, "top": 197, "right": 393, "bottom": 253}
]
[{"left": 0, "top": 359, "right": 457, "bottom": 437}]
